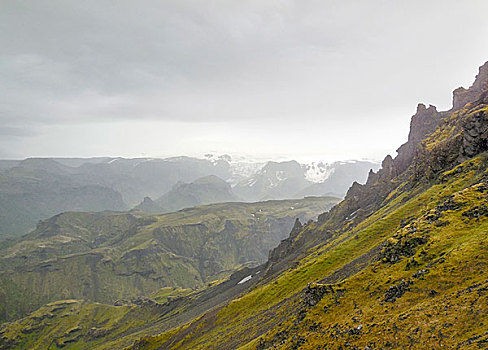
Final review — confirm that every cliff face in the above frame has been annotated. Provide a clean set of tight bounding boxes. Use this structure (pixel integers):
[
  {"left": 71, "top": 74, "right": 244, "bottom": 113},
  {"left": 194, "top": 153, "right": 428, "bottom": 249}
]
[
  {"left": 333, "top": 61, "right": 488, "bottom": 221},
  {"left": 453, "top": 61, "right": 488, "bottom": 110},
  {"left": 261, "top": 62, "right": 488, "bottom": 284},
  {"left": 395, "top": 103, "right": 441, "bottom": 174}
]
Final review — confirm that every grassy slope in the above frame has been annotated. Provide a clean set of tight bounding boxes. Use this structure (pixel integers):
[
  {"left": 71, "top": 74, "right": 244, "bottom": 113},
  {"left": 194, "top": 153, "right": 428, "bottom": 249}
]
[
  {"left": 131, "top": 154, "right": 488, "bottom": 349},
  {"left": 2, "top": 156, "right": 485, "bottom": 349},
  {"left": 0, "top": 197, "right": 338, "bottom": 322}
]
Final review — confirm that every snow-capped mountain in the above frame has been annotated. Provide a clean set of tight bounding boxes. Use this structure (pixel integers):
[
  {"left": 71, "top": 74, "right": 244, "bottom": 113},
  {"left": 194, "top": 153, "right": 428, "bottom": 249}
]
[
  {"left": 224, "top": 156, "right": 380, "bottom": 201},
  {"left": 203, "top": 154, "right": 266, "bottom": 186}
]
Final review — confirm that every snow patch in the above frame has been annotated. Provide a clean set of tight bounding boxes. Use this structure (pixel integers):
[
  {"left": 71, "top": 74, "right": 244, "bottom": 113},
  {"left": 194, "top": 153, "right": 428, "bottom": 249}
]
[
  {"left": 304, "top": 162, "right": 335, "bottom": 183},
  {"left": 237, "top": 275, "right": 252, "bottom": 285},
  {"left": 204, "top": 153, "right": 231, "bottom": 166},
  {"left": 247, "top": 178, "right": 257, "bottom": 187},
  {"left": 276, "top": 170, "right": 286, "bottom": 182},
  {"left": 227, "top": 159, "right": 265, "bottom": 187}
]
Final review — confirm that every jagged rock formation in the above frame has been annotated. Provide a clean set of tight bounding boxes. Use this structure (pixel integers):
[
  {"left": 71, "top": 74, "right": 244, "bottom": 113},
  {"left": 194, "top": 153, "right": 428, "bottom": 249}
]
[
  {"left": 452, "top": 61, "right": 488, "bottom": 110},
  {"left": 395, "top": 103, "right": 441, "bottom": 174}
]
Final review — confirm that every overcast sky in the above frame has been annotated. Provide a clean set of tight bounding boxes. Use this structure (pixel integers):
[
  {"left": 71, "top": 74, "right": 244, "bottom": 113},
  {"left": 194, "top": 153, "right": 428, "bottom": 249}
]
[{"left": 1, "top": 0, "right": 488, "bottom": 162}]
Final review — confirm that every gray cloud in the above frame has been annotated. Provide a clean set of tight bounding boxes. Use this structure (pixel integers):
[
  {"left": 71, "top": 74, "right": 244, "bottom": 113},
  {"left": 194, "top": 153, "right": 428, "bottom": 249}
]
[
  {"left": 0, "top": 126, "right": 37, "bottom": 137},
  {"left": 1, "top": 0, "right": 488, "bottom": 160}
]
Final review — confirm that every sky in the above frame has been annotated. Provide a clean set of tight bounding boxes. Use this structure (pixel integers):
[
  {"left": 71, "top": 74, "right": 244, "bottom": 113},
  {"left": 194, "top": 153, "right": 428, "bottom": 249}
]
[{"left": 1, "top": 1, "right": 488, "bottom": 162}]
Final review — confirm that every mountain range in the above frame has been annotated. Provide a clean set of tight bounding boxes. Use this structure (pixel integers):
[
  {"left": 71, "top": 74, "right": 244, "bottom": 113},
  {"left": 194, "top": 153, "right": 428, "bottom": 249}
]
[
  {"left": 0, "top": 156, "right": 378, "bottom": 238},
  {"left": 1, "top": 61, "right": 487, "bottom": 349}
]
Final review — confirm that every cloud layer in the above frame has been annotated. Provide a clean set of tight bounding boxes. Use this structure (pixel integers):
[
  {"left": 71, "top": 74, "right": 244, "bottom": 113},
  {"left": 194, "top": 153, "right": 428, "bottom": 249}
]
[{"left": 1, "top": 0, "right": 488, "bottom": 160}]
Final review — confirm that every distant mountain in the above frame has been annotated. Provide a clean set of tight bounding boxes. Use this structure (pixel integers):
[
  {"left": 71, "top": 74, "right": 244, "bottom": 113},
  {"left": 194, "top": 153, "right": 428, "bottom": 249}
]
[
  {"left": 0, "top": 196, "right": 339, "bottom": 322},
  {"left": 0, "top": 160, "right": 20, "bottom": 173},
  {"left": 0, "top": 155, "right": 377, "bottom": 238},
  {"left": 233, "top": 159, "right": 380, "bottom": 201},
  {"left": 0, "top": 157, "right": 233, "bottom": 238},
  {"left": 134, "top": 175, "right": 239, "bottom": 213},
  {"left": 0, "top": 159, "right": 127, "bottom": 238},
  {"left": 298, "top": 160, "right": 381, "bottom": 197},
  {"left": 233, "top": 160, "right": 308, "bottom": 201}
]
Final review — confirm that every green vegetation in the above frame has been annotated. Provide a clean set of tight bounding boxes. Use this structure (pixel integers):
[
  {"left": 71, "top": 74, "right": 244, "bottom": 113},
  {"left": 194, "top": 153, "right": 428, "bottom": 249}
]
[{"left": 0, "top": 197, "right": 338, "bottom": 322}]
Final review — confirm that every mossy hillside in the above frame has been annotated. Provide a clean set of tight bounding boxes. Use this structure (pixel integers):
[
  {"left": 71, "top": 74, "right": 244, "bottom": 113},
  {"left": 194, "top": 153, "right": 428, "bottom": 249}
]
[
  {"left": 149, "top": 287, "right": 193, "bottom": 303},
  {"left": 0, "top": 299, "right": 162, "bottom": 350},
  {"left": 0, "top": 281, "right": 211, "bottom": 350},
  {"left": 2, "top": 155, "right": 486, "bottom": 350},
  {"left": 135, "top": 154, "right": 488, "bottom": 349},
  {"left": 251, "top": 176, "right": 488, "bottom": 349},
  {"left": 128, "top": 86, "right": 488, "bottom": 348},
  {"left": 0, "top": 197, "right": 338, "bottom": 322}
]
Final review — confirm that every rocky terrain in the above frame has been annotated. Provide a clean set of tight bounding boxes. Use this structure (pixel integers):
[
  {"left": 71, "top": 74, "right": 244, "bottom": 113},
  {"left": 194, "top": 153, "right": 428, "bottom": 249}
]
[{"left": 1, "top": 61, "right": 487, "bottom": 349}]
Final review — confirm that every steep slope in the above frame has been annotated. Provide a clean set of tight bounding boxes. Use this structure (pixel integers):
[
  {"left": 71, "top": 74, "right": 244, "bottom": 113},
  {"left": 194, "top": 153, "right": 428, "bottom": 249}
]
[
  {"left": 2, "top": 61, "right": 487, "bottom": 350},
  {"left": 0, "top": 197, "right": 339, "bottom": 323},
  {"left": 132, "top": 60, "right": 487, "bottom": 349},
  {"left": 134, "top": 176, "right": 239, "bottom": 213}
]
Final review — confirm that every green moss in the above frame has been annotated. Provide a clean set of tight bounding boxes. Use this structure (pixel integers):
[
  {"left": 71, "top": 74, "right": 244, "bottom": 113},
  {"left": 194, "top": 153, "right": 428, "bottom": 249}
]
[{"left": 139, "top": 155, "right": 488, "bottom": 349}]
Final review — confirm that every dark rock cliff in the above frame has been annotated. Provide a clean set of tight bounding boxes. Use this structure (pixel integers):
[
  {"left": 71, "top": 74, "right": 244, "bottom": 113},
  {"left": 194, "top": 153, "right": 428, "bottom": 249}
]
[
  {"left": 267, "top": 61, "right": 488, "bottom": 271},
  {"left": 452, "top": 61, "right": 488, "bottom": 111}
]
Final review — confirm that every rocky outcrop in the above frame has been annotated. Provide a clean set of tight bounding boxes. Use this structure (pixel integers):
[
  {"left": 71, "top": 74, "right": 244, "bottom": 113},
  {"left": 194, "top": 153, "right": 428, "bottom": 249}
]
[
  {"left": 395, "top": 103, "right": 441, "bottom": 174},
  {"left": 462, "top": 108, "right": 488, "bottom": 157},
  {"left": 330, "top": 154, "right": 400, "bottom": 224},
  {"left": 453, "top": 61, "right": 488, "bottom": 111},
  {"left": 241, "top": 61, "right": 488, "bottom": 312},
  {"left": 384, "top": 279, "right": 412, "bottom": 302},
  {"left": 324, "top": 62, "right": 488, "bottom": 227},
  {"left": 289, "top": 218, "right": 303, "bottom": 238},
  {"left": 133, "top": 196, "right": 159, "bottom": 212}
]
